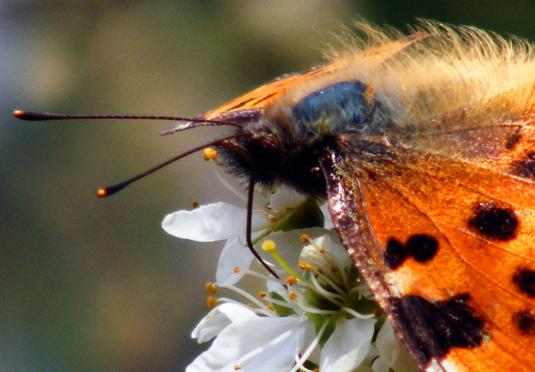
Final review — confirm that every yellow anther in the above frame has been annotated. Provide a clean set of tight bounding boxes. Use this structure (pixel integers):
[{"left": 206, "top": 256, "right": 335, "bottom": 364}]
[
  {"left": 203, "top": 147, "right": 218, "bottom": 161},
  {"left": 289, "top": 292, "right": 298, "bottom": 300},
  {"left": 261, "top": 239, "right": 277, "bottom": 252},
  {"left": 191, "top": 200, "right": 200, "bottom": 208},
  {"left": 258, "top": 291, "right": 267, "bottom": 299},
  {"left": 319, "top": 247, "right": 327, "bottom": 254},
  {"left": 206, "top": 296, "right": 218, "bottom": 308},
  {"left": 233, "top": 266, "right": 241, "bottom": 273},
  {"left": 234, "top": 365, "right": 242, "bottom": 371},
  {"left": 298, "top": 262, "right": 313, "bottom": 272},
  {"left": 267, "top": 303, "right": 274, "bottom": 310},
  {"left": 204, "top": 282, "right": 218, "bottom": 294},
  {"left": 299, "top": 234, "right": 311, "bottom": 244},
  {"left": 287, "top": 276, "right": 299, "bottom": 286}
]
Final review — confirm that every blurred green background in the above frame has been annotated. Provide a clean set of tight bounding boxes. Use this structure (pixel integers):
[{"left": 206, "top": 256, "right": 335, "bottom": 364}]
[{"left": 3, "top": 1, "right": 534, "bottom": 370}]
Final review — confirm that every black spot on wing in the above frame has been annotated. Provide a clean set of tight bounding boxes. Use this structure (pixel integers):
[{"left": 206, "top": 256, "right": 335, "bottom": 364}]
[
  {"left": 390, "top": 294, "right": 485, "bottom": 367},
  {"left": 512, "top": 309, "right": 535, "bottom": 336},
  {"left": 407, "top": 235, "right": 439, "bottom": 263},
  {"left": 384, "top": 234, "right": 439, "bottom": 269},
  {"left": 385, "top": 238, "right": 408, "bottom": 269},
  {"left": 511, "top": 151, "right": 535, "bottom": 180},
  {"left": 468, "top": 201, "right": 518, "bottom": 241},
  {"left": 512, "top": 267, "right": 535, "bottom": 297}
]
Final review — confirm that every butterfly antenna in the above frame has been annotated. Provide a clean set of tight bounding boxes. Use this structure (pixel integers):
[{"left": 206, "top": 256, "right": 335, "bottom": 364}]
[
  {"left": 13, "top": 110, "right": 241, "bottom": 131},
  {"left": 95, "top": 135, "right": 240, "bottom": 198},
  {"left": 14, "top": 110, "right": 278, "bottom": 278}
]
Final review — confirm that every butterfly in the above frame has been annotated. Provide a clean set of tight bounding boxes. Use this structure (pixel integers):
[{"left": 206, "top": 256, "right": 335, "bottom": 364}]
[
  {"left": 15, "top": 22, "right": 535, "bottom": 371},
  {"left": 171, "top": 22, "right": 535, "bottom": 371}
]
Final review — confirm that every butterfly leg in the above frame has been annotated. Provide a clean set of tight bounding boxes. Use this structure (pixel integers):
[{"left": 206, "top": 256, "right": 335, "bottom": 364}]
[{"left": 246, "top": 177, "right": 281, "bottom": 279}]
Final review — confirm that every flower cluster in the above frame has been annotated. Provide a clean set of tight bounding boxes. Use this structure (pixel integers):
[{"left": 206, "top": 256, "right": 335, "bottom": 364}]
[{"left": 162, "top": 187, "right": 417, "bottom": 372}]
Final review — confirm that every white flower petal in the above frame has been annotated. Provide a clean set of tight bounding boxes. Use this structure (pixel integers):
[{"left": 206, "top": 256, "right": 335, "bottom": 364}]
[
  {"left": 216, "top": 302, "right": 258, "bottom": 324},
  {"left": 320, "top": 203, "right": 335, "bottom": 229},
  {"left": 301, "top": 234, "right": 351, "bottom": 275},
  {"left": 162, "top": 202, "right": 269, "bottom": 242},
  {"left": 191, "top": 310, "right": 230, "bottom": 344},
  {"left": 318, "top": 235, "right": 351, "bottom": 271},
  {"left": 371, "top": 357, "right": 389, "bottom": 372},
  {"left": 375, "top": 320, "right": 399, "bottom": 367},
  {"left": 356, "top": 345, "right": 379, "bottom": 372},
  {"left": 186, "top": 315, "right": 310, "bottom": 372},
  {"left": 375, "top": 320, "right": 419, "bottom": 372},
  {"left": 216, "top": 237, "right": 254, "bottom": 286},
  {"left": 320, "top": 317, "right": 375, "bottom": 372},
  {"left": 269, "top": 186, "right": 306, "bottom": 210},
  {"left": 191, "top": 303, "right": 256, "bottom": 343},
  {"left": 266, "top": 278, "right": 286, "bottom": 295}
]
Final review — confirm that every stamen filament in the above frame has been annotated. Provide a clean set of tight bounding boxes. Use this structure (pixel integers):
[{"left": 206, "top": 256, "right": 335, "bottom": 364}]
[
  {"left": 295, "top": 279, "right": 344, "bottom": 302},
  {"left": 336, "top": 260, "right": 350, "bottom": 290},
  {"left": 289, "top": 320, "right": 329, "bottom": 372},
  {"left": 226, "top": 285, "right": 274, "bottom": 314},
  {"left": 341, "top": 306, "right": 376, "bottom": 320},
  {"left": 264, "top": 296, "right": 300, "bottom": 313},
  {"left": 296, "top": 305, "right": 338, "bottom": 315},
  {"left": 349, "top": 284, "right": 369, "bottom": 296},
  {"left": 243, "top": 270, "right": 270, "bottom": 282},
  {"left": 315, "top": 270, "right": 346, "bottom": 297},
  {"left": 267, "top": 250, "right": 303, "bottom": 280},
  {"left": 309, "top": 274, "right": 344, "bottom": 307}
]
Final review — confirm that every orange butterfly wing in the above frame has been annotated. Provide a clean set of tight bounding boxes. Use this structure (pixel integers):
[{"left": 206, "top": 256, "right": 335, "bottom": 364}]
[
  {"left": 321, "top": 118, "right": 535, "bottom": 370},
  {"left": 202, "top": 65, "right": 333, "bottom": 120}
]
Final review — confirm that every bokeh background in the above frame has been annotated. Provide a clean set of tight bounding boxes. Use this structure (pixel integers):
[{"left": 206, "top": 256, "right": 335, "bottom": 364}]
[{"left": 3, "top": 1, "right": 535, "bottom": 370}]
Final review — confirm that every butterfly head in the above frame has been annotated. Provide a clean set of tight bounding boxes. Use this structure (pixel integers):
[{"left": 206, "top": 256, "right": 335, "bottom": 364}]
[{"left": 210, "top": 79, "right": 388, "bottom": 197}]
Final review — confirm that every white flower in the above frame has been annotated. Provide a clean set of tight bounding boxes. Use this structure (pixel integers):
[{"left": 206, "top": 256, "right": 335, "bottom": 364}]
[
  {"left": 162, "top": 186, "right": 411, "bottom": 371},
  {"left": 162, "top": 186, "right": 329, "bottom": 286},
  {"left": 188, "top": 232, "right": 377, "bottom": 372}
]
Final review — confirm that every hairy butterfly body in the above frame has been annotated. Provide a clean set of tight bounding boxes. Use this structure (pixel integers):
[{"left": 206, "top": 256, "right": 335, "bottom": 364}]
[{"left": 176, "top": 23, "right": 535, "bottom": 371}]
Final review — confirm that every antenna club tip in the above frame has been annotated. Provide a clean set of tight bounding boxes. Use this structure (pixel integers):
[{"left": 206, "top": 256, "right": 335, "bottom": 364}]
[
  {"left": 96, "top": 188, "right": 108, "bottom": 198},
  {"left": 13, "top": 110, "right": 25, "bottom": 119}
]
